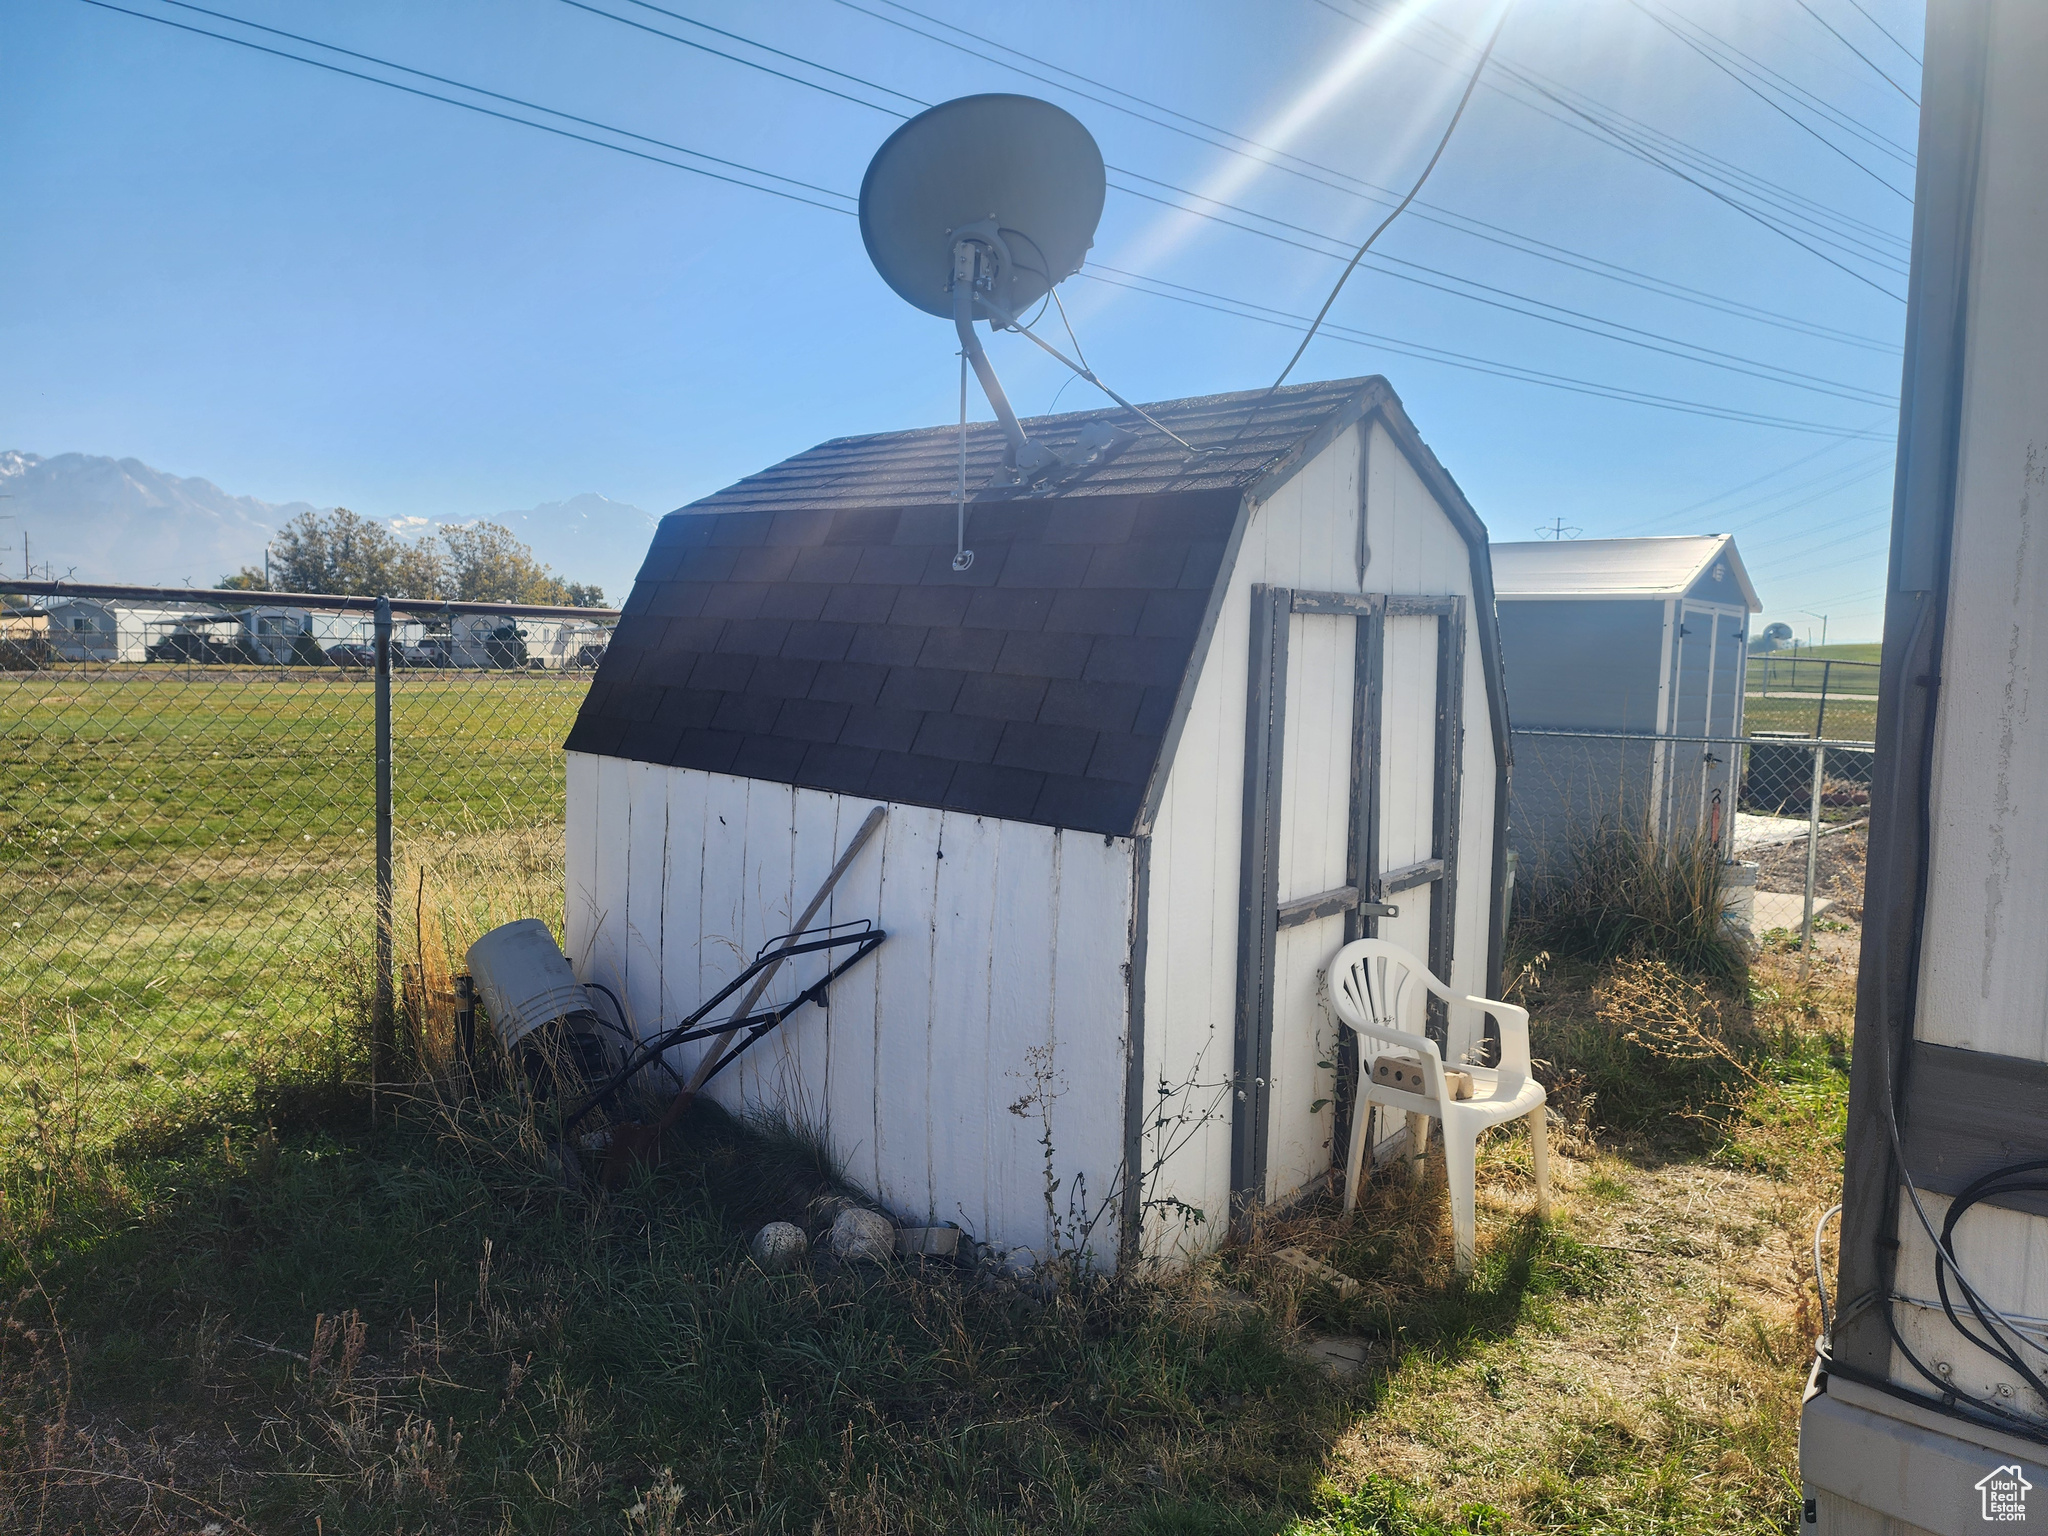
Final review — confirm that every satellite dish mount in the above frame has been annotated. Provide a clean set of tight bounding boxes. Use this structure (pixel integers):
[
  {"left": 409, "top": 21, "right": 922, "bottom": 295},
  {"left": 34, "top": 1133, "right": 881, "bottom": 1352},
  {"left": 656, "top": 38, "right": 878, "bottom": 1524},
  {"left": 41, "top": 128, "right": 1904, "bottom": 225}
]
[
  {"left": 949, "top": 221, "right": 1061, "bottom": 486},
  {"left": 861, "top": 94, "right": 1109, "bottom": 569}
]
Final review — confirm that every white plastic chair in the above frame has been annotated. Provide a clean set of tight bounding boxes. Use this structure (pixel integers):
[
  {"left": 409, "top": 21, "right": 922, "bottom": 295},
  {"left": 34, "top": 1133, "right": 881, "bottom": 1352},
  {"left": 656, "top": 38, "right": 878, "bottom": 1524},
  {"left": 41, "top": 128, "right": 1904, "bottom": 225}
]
[{"left": 1324, "top": 937, "right": 1550, "bottom": 1272}]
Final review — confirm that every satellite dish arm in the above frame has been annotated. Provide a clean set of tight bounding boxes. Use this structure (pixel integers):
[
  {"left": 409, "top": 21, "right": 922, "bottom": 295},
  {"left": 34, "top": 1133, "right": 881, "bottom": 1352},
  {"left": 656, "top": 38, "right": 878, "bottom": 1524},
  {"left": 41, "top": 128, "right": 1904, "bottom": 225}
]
[{"left": 952, "top": 242, "right": 1030, "bottom": 470}]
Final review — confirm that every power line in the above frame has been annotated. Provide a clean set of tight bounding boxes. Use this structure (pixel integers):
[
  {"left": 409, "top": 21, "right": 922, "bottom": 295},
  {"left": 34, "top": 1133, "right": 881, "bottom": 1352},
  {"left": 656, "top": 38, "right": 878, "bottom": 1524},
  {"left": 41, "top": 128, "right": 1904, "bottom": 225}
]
[
  {"left": 549, "top": 0, "right": 1904, "bottom": 402},
  {"left": 1625, "top": 0, "right": 1913, "bottom": 202},
  {"left": 1078, "top": 266, "right": 1891, "bottom": 439},
  {"left": 1790, "top": 0, "right": 1918, "bottom": 105},
  {"left": 833, "top": 0, "right": 1901, "bottom": 344},
  {"left": 1312, "top": 0, "right": 1912, "bottom": 256},
  {"left": 1840, "top": 0, "right": 1921, "bottom": 67},
  {"left": 81, "top": 0, "right": 857, "bottom": 212},
  {"left": 1305, "top": 0, "right": 1909, "bottom": 298},
  {"left": 83, "top": 0, "right": 1896, "bottom": 445},
  {"left": 1101, "top": 179, "right": 1896, "bottom": 406},
  {"left": 1648, "top": 0, "right": 1916, "bottom": 161}
]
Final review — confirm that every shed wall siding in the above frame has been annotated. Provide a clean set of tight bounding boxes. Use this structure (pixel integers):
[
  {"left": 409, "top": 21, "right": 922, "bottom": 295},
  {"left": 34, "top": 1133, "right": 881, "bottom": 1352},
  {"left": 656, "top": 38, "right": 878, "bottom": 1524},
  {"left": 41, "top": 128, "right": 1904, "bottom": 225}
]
[
  {"left": 564, "top": 754, "right": 1135, "bottom": 1264},
  {"left": 1137, "top": 417, "right": 1499, "bottom": 1256},
  {"left": 1887, "top": 0, "right": 2048, "bottom": 1409}
]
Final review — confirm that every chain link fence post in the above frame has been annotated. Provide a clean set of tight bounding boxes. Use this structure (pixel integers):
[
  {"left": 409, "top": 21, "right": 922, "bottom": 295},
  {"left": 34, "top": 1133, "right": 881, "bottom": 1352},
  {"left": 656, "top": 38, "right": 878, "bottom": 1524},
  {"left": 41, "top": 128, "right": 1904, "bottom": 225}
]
[
  {"left": 373, "top": 595, "right": 393, "bottom": 1115},
  {"left": 1799, "top": 743, "right": 1826, "bottom": 984}
]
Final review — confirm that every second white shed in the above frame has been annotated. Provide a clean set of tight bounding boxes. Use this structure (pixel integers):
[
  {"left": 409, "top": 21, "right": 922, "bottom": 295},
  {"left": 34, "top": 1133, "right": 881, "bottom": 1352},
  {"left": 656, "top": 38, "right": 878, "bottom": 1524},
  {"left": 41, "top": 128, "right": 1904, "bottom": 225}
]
[{"left": 563, "top": 376, "right": 1509, "bottom": 1266}]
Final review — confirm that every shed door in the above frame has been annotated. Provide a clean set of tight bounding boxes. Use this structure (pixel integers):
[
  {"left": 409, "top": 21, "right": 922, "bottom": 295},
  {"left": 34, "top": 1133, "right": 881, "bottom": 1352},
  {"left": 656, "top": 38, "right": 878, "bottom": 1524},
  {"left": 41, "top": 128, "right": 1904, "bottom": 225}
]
[
  {"left": 1665, "top": 603, "right": 1742, "bottom": 846},
  {"left": 1235, "top": 586, "right": 1467, "bottom": 1213}
]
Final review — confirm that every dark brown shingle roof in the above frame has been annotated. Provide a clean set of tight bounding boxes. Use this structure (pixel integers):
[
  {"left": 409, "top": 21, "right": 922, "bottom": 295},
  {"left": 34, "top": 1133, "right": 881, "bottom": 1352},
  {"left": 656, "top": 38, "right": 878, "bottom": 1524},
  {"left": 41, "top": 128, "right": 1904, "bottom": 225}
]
[{"left": 566, "top": 377, "right": 1385, "bottom": 835}]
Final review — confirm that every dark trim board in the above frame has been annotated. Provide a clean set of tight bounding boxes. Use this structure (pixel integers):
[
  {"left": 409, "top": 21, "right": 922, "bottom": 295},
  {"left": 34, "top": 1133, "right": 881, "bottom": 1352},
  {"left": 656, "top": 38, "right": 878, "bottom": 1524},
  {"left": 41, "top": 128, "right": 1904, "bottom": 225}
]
[
  {"left": 1232, "top": 584, "right": 1290, "bottom": 1217},
  {"left": 1831, "top": 0, "right": 1988, "bottom": 1379},
  {"left": 1899, "top": 1042, "right": 2048, "bottom": 1219},
  {"left": 1121, "top": 836, "right": 1152, "bottom": 1256}
]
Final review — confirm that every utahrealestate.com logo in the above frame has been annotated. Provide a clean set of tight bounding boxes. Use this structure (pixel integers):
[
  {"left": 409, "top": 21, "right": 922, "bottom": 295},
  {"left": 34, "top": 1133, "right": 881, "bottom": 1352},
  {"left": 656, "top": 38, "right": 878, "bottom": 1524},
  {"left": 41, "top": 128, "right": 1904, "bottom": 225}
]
[{"left": 1978, "top": 1465, "right": 2033, "bottom": 1522}]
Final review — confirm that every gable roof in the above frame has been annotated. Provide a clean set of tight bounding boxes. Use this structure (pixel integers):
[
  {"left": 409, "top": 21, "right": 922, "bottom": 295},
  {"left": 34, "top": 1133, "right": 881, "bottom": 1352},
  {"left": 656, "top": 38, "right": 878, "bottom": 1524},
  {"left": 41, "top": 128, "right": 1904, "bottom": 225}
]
[
  {"left": 1489, "top": 534, "right": 1760, "bottom": 609},
  {"left": 564, "top": 376, "right": 1463, "bottom": 836}
]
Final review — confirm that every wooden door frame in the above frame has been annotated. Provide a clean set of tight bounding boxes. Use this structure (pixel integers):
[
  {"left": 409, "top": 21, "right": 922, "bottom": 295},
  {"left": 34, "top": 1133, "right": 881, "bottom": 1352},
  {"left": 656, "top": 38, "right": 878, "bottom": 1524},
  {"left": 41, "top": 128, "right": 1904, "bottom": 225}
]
[{"left": 1232, "top": 586, "right": 1467, "bottom": 1214}]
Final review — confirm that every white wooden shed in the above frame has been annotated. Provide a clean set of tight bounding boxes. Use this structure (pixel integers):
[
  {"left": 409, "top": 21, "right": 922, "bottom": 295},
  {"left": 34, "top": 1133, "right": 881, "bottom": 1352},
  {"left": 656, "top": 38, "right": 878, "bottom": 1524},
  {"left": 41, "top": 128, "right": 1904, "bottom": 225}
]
[{"left": 563, "top": 376, "right": 1509, "bottom": 1267}]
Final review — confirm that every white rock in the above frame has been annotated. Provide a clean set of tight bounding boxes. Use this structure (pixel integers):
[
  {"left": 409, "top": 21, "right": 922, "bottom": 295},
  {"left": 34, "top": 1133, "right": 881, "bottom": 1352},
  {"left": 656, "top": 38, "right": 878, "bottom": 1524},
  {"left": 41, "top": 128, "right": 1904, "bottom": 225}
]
[
  {"left": 750, "top": 1221, "right": 808, "bottom": 1272},
  {"left": 825, "top": 1206, "right": 896, "bottom": 1264}
]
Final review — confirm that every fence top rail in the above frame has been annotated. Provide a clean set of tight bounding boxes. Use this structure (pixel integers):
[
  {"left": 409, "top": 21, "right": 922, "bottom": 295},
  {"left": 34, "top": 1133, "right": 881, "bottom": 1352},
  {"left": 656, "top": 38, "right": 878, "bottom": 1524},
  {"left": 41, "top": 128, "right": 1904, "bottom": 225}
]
[
  {"left": 1510, "top": 727, "right": 1878, "bottom": 750},
  {"left": 2, "top": 579, "right": 620, "bottom": 622}
]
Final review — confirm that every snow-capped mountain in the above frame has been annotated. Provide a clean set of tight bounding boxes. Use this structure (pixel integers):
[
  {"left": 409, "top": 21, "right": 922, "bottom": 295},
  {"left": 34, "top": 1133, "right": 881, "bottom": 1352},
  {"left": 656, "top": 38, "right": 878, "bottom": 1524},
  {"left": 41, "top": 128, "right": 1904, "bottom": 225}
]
[{"left": 0, "top": 451, "right": 657, "bottom": 603}]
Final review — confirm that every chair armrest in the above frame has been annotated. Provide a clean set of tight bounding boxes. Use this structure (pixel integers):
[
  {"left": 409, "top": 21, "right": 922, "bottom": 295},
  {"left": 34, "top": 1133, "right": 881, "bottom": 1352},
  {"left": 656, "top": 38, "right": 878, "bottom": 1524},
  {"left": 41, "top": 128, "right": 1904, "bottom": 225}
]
[{"left": 1466, "top": 996, "right": 1532, "bottom": 1074}]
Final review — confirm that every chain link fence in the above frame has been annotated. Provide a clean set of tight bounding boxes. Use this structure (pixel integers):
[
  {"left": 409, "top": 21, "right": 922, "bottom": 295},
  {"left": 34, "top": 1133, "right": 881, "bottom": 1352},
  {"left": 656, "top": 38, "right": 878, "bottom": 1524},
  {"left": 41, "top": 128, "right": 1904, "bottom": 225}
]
[
  {"left": 1, "top": 583, "right": 613, "bottom": 1153},
  {"left": 1508, "top": 727, "right": 1877, "bottom": 974},
  {"left": 1745, "top": 652, "right": 1880, "bottom": 740}
]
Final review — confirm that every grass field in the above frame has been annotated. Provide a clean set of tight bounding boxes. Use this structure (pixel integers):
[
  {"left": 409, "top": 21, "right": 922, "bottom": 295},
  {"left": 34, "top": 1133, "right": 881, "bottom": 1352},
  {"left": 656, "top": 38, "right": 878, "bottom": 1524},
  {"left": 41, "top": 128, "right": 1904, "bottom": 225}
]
[
  {"left": 0, "top": 666, "right": 587, "bottom": 1150},
  {"left": 1741, "top": 695, "right": 1876, "bottom": 741}
]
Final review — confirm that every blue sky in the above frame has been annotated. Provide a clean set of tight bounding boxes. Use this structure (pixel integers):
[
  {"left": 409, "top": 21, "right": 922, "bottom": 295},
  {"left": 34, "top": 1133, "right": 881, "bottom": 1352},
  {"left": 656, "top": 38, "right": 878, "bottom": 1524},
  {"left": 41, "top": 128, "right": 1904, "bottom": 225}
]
[{"left": 4, "top": 0, "right": 1921, "bottom": 640}]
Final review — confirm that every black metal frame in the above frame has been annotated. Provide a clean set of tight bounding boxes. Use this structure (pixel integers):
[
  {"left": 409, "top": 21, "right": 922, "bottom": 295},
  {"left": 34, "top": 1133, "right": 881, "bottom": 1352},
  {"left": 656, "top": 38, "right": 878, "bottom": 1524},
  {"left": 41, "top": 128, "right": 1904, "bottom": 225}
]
[
  {"left": 562, "top": 922, "right": 886, "bottom": 1134},
  {"left": 1232, "top": 586, "right": 1468, "bottom": 1214}
]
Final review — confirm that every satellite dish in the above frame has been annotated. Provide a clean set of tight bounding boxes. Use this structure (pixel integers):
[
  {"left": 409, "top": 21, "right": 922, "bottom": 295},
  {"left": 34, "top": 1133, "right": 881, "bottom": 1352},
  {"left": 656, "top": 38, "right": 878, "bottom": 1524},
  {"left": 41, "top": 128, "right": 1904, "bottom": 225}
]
[
  {"left": 860, "top": 94, "right": 1105, "bottom": 321},
  {"left": 860, "top": 94, "right": 1104, "bottom": 553}
]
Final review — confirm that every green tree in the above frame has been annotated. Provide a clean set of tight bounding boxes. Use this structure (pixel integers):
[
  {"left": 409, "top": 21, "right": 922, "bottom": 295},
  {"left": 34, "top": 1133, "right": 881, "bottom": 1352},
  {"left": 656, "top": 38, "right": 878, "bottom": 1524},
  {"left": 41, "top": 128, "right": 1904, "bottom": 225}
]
[
  {"left": 263, "top": 508, "right": 444, "bottom": 598},
  {"left": 440, "top": 522, "right": 604, "bottom": 606},
  {"left": 218, "top": 510, "right": 604, "bottom": 606}
]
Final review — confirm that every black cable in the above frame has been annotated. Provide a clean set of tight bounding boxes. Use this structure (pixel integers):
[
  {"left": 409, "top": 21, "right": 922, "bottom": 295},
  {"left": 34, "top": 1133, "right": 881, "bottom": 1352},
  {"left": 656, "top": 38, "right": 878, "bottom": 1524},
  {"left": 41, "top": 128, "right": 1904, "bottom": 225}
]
[
  {"left": 1790, "top": 0, "right": 1918, "bottom": 105},
  {"left": 75, "top": 0, "right": 856, "bottom": 213},
  {"left": 1272, "top": 0, "right": 1508, "bottom": 408}
]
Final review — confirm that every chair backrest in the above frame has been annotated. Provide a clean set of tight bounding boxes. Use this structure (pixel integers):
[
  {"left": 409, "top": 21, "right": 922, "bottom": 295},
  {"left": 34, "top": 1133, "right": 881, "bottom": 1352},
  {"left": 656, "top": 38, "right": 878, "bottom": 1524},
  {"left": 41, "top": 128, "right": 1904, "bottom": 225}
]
[{"left": 1326, "top": 938, "right": 1444, "bottom": 1062}]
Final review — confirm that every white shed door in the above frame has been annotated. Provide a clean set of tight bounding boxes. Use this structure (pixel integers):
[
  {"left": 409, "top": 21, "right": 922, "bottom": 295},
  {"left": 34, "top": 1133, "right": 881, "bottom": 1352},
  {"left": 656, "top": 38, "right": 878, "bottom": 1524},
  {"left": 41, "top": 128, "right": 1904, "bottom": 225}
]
[{"left": 1236, "top": 586, "right": 1468, "bottom": 1212}]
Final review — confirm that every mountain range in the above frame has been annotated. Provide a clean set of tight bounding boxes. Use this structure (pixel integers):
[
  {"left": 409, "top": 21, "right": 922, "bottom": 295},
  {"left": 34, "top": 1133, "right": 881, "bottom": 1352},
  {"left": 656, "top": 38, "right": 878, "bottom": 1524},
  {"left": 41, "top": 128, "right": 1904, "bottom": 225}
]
[{"left": 0, "top": 450, "right": 658, "bottom": 605}]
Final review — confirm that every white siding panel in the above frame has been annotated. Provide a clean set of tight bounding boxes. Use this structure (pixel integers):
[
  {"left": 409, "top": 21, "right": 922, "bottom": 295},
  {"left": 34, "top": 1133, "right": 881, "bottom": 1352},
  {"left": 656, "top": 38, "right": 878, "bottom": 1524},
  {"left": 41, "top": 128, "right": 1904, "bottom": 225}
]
[
  {"left": 824, "top": 802, "right": 886, "bottom": 1190},
  {"left": 870, "top": 802, "right": 943, "bottom": 1218},
  {"left": 564, "top": 751, "right": 601, "bottom": 970},
  {"left": 562, "top": 767, "right": 1134, "bottom": 1257},
  {"left": 929, "top": 812, "right": 1000, "bottom": 1232},
  {"left": 690, "top": 772, "right": 753, "bottom": 1089},
  {"left": 585, "top": 754, "right": 634, "bottom": 998},
  {"left": 657, "top": 772, "right": 707, "bottom": 1066},
  {"left": 987, "top": 821, "right": 1059, "bottom": 1253},
  {"left": 1268, "top": 914, "right": 1344, "bottom": 1201},
  {"left": 622, "top": 763, "right": 669, "bottom": 1044}
]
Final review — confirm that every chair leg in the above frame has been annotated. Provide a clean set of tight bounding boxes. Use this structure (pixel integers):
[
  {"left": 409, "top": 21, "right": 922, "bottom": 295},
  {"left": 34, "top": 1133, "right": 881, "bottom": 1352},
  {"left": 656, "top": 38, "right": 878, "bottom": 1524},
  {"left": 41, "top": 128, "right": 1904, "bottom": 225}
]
[
  {"left": 1528, "top": 1104, "right": 1552, "bottom": 1220},
  {"left": 1343, "top": 1073, "right": 1372, "bottom": 1215},
  {"left": 1443, "top": 1120, "right": 1478, "bottom": 1275},
  {"left": 1406, "top": 1111, "right": 1431, "bottom": 1183}
]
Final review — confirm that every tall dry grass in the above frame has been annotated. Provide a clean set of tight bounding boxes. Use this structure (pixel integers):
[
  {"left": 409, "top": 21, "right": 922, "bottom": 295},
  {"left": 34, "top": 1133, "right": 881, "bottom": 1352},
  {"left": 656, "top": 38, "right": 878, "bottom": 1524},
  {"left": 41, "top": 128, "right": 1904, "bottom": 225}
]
[
  {"left": 1518, "top": 814, "right": 1740, "bottom": 978},
  {"left": 395, "top": 822, "right": 565, "bottom": 1079}
]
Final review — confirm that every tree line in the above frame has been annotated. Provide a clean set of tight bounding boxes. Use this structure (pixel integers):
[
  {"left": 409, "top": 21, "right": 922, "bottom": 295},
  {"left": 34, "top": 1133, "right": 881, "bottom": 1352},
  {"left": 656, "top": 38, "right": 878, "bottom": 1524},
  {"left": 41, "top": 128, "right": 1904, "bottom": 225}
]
[{"left": 221, "top": 509, "right": 606, "bottom": 607}]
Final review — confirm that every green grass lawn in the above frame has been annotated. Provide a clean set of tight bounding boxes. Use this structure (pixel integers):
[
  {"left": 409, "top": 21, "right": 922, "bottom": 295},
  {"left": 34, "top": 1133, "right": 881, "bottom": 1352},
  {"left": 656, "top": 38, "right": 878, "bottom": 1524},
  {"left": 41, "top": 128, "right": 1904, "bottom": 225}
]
[
  {"left": 0, "top": 943, "right": 1849, "bottom": 1534},
  {"left": 1741, "top": 695, "right": 1877, "bottom": 741},
  {"left": 0, "top": 666, "right": 587, "bottom": 1149}
]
